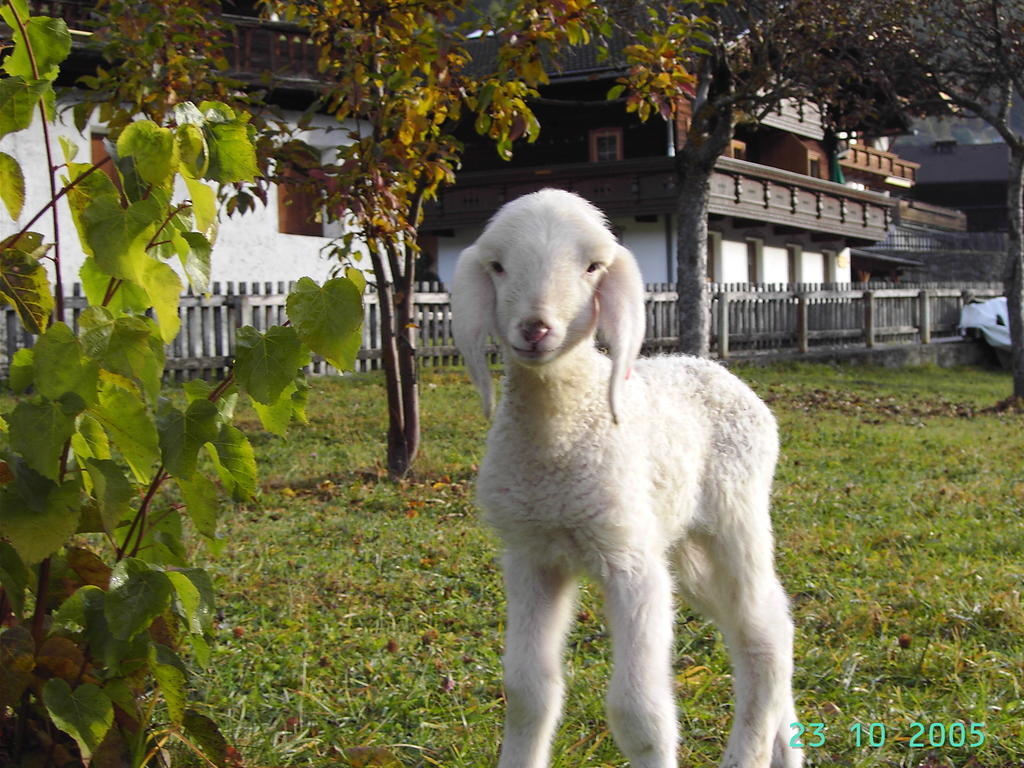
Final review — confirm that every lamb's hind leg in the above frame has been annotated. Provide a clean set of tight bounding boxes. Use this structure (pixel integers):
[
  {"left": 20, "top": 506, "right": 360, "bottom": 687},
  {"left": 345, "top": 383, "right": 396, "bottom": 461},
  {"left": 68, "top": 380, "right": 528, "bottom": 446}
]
[{"left": 675, "top": 532, "right": 801, "bottom": 768}]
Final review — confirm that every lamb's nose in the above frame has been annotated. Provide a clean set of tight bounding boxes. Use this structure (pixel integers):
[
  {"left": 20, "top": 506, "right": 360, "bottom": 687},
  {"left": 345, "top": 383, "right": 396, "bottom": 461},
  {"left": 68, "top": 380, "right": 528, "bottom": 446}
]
[{"left": 520, "top": 320, "right": 550, "bottom": 344}]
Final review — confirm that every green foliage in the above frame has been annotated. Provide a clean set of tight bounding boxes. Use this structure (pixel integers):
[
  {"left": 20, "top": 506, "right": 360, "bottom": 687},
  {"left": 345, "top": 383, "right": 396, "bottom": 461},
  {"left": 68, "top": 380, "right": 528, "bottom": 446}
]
[{"left": 0, "top": 5, "right": 364, "bottom": 766}]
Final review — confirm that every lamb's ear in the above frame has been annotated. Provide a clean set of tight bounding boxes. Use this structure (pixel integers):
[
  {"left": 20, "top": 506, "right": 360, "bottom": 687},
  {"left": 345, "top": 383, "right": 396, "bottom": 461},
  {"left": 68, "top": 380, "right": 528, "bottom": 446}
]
[
  {"left": 596, "top": 245, "right": 646, "bottom": 425},
  {"left": 451, "top": 245, "right": 496, "bottom": 419}
]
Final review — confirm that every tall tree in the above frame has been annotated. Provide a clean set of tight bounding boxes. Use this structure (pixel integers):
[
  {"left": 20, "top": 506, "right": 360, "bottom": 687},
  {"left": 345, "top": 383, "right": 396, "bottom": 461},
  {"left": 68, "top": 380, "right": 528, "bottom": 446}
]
[
  {"left": 885, "top": 0, "right": 1024, "bottom": 398},
  {"left": 604, "top": 0, "right": 897, "bottom": 356},
  {"left": 264, "top": 0, "right": 596, "bottom": 477}
]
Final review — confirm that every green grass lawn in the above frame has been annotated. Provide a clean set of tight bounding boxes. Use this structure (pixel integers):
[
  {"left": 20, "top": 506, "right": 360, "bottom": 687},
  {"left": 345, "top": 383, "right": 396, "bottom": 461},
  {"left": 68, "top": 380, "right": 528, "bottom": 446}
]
[{"left": 188, "top": 363, "right": 1023, "bottom": 768}]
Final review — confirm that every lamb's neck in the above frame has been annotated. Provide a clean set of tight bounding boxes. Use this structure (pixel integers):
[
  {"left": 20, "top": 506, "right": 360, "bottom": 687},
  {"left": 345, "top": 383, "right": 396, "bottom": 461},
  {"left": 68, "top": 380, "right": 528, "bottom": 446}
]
[{"left": 501, "top": 345, "right": 609, "bottom": 435}]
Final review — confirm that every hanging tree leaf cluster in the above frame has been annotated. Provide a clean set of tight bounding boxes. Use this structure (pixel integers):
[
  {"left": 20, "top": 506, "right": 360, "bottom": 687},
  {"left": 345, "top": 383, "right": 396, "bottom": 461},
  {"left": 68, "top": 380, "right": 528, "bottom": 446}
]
[
  {"left": 0, "top": 1, "right": 363, "bottom": 764},
  {"left": 263, "top": 0, "right": 602, "bottom": 478}
]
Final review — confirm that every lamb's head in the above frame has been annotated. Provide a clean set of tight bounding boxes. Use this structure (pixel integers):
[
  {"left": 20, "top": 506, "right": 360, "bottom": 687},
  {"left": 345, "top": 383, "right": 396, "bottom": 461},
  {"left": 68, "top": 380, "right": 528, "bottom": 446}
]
[{"left": 452, "top": 189, "right": 645, "bottom": 423}]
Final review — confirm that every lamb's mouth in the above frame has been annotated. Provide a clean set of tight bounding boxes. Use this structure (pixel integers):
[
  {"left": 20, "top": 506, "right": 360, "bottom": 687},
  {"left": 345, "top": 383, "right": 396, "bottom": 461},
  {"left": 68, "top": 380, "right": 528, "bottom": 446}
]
[{"left": 509, "top": 344, "right": 555, "bottom": 362}]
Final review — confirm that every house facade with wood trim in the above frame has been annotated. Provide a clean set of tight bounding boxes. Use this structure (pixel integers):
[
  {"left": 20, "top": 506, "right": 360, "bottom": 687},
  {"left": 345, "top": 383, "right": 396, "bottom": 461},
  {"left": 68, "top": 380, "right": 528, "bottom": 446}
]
[
  {"left": 420, "top": 52, "right": 926, "bottom": 287},
  {"left": 6, "top": 2, "right": 934, "bottom": 289}
]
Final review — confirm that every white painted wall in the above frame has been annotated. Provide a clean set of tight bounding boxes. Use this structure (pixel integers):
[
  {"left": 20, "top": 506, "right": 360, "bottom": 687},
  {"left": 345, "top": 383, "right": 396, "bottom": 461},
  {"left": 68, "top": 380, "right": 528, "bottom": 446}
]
[
  {"left": 762, "top": 244, "right": 790, "bottom": 283},
  {"left": 0, "top": 99, "right": 356, "bottom": 290},
  {"left": 615, "top": 217, "right": 671, "bottom": 284}
]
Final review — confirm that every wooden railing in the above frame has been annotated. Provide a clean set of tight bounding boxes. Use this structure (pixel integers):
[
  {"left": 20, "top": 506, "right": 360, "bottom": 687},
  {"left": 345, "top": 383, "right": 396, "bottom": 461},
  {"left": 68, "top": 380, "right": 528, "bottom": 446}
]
[
  {"left": 426, "top": 156, "right": 899, "bottom": 243},
  {"left": 0, "top": 281, "right": 1004, "bottom": 380},
  {"left": 840, "top": 144, "right": 919, "bottom": 184},
  {"left": 22, "top": 2, "right": 322, "bottom": 86}
]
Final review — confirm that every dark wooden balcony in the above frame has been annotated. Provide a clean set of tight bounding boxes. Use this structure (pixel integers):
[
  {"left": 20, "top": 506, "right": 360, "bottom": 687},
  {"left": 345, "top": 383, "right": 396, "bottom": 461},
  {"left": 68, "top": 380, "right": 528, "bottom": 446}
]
[
  {"left": 840, "top": 143, "right": 919, "bottom": 185},
  {"left": 23, "top": 1, "right": 322, "bottom": 89},
  {"left": 424, "top": 155, "right": 897, "bottom": 244}
]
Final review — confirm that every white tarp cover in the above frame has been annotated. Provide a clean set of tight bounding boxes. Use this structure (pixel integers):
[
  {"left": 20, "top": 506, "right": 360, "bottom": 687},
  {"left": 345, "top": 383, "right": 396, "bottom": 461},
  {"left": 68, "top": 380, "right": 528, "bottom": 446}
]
[{"left": 960, "top": 297, "right": 1011, "bottom": 351}]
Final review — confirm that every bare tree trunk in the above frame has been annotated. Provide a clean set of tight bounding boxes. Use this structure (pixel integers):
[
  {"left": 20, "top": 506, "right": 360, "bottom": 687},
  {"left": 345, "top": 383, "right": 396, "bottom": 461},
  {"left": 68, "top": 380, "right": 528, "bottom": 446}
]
[
  {"left": 673, "top": 78, "right": 734, "bottom": 358},
  {"left": 675, "top": 153, "right": 713, "bottom": 357},
  {"left": 1005, "top": 143, "right": 1024, "bottom": 398},
  {"left": 368, "top": 246, "right": 410, "bottom": 477},
  {"left": 396, "top": 245, "right": 420, "bottom": 468}
]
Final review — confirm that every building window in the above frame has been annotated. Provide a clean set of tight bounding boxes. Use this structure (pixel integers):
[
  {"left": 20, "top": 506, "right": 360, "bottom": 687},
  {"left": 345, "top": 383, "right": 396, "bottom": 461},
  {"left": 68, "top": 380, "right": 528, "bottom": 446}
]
[
  {"left": 277, "top": 146, "right": 325, "bottom": 237},
  {"left": 746, "top": 239, "right": 762, "bottom": 284},
  {"left": 589, "top": 127, "right": 623, "bottom": 163},
  {"left": 808, "top": 153, "right": 822, "bottom": 178}
]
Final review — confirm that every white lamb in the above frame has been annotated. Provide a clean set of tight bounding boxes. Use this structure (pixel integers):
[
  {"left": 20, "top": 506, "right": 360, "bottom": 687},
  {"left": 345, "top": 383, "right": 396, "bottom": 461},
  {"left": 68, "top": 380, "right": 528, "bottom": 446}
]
[{"left": 451, "top": 188, "right": 801, "bottom": 768}]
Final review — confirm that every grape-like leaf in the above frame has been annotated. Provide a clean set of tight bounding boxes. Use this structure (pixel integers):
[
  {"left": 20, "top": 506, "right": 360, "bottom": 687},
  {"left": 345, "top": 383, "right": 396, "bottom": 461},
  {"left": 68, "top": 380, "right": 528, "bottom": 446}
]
[
  {"left": 157, "top": 398, "right": 220, "bottom": 479},
  {"left": 0, "top": 77, "right": 48, "bottom": 138},
  {"left": 42, "top": 679, "right": 113, "bottom": 760},
  {"left": 0, "top": 152, "right": 25, "bottom": 219},
  {"left": 116, "top": 120, "right": 178, "bottom": 189},
  {"left": 105, "top": 558, "right": 172, "bottom": 640},
  {"left": 286, "top": 276, "right": 364, "bottom": 371},
  {"left": 233, "top": 325, "right": 309, "bottom": 405},
  {"left": 0, "top": 234, "right": 55, "bottom": 334},
  {"left": 206, "top": 424, "right": 256, "bottom": 501}
]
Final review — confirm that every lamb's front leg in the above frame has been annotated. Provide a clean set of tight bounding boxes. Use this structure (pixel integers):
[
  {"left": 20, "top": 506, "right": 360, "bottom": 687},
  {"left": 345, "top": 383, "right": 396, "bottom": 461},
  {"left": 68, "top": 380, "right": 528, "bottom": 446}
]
[
  {"left": 497, "top": 550, "right": 577, "bottom": 768},
  {"left": 603, "top": 554, "right": 678, "bottom": 768}
]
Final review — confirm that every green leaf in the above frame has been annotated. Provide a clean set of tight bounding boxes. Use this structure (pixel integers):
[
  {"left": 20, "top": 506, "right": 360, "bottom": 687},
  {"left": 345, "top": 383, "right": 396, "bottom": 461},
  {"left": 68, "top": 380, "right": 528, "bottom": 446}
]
[
  {"left": 204, "top": 119, "right": 259, "bottom": 183},
  {"left": 251, "top": 380, "right": 297, "bottom": 436},
  {"left": 64, "top": 162, "right": 120, "bottom": 249},
  {"left": 80, "top": 310, "right": 164, "bottom": 402},
  {"left": 8, "top": 347, "right": 34, "bottom": 393},
  {"left": 84, "top": 458, "right": 135, "bottom": 535},
  {"left": 233, "top": 324, "right": 310, "bottom": 405},
  {"left": 0, "top": 540, "right": 30, "bottom": 615},
  {"left": 8, "top": 396, "right": 79, "bottom": 479},
  {"left": 0, "top": 152, "right": 25, "bottom": 219},
  {"left": 42, "top": 679, "right": 113, "bottom": 760},
  {"left": 0, "top": 234, "right": 55, "bottom": 334},
  {"left": 105, "top": 558, "right": 172, "bottom": 640},
  {"left": 80, "top": 194, "right": 160, "bottom": 283},
  {"left": 0, "top": 464, "right": 80, "bottom": 564},
  {"left": 173, "top": 102, "right": 205, "bottom": 126},
  {"left": 33, "top": 322, "right": 99, "bottom": 403},
  {"left": 150, "top": 644, "right": 187, "bottom": 725},
  {"left": 157, "top": 398, "right": 220, "bottom": 479},
  {"left": 206, "top": 424, "right": 256, "bottom": 501},
  {"left": 179, "top": 231, "right": 212, "bottom": 294},
  {"left": 0, "top": 12, "right": 71, "bottom": 81},
  {"left": 139, "top": 257, "right": 182, "bottom": 343},
  {"left": 286, "top": 276, "right": 364, "bottom": 371},
  {"left": 0, "top": 77, "right": 48, "bottom": 138},
  {"left": 90, "top": 378, "right": 160, "bottom": 483},
  {"left": 345, "top": 266, "right": 367, "bottom": 294},
  {"left": 177, "top": 472, "right": 220, "bottom": 545},
  {"left": 59, "top": 585, "right": 150, "bottom": 675},
  {"left": 184, "top": 378, "right": 237, "bottom": 423},
  {"left": 199, "top": 101, "right": 236, "bottom": 123},
  {"left": 177, "top": 123, "right": 209, "bottom": 179},
  {"left": 71, "top": 412, "right": 111, "bottom": 462},
  {"left": 167, "top": 571, "right": 203, "bottom": 635},
  {"left": 78, "top": 257, "right": 150, "bottom": 316},
  {"left": 116, "top": 120, "right": 179, "bottom": 189},
  {"left": 184, "top": 176, "right": 217, "bottom": 240},
  {"left": 183, "top": 709, "right": 228, "bottom": 768}
]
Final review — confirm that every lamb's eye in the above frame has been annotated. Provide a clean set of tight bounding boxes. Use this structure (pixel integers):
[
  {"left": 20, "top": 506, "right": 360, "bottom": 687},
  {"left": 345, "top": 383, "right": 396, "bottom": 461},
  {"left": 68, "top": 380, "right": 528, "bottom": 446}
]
[
  {"left": 490, "top": 261, "right": 505, "bottom": 274},
  {"left": 586, "top": 262, "right": 602, "bottom": 274}
]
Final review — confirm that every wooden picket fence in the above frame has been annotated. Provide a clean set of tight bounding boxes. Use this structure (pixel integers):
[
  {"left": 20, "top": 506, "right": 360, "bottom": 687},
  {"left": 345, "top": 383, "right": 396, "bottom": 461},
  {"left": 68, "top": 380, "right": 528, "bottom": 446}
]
[{"left": 0, "top": 280, "right": 1005, "bottom": 379}]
